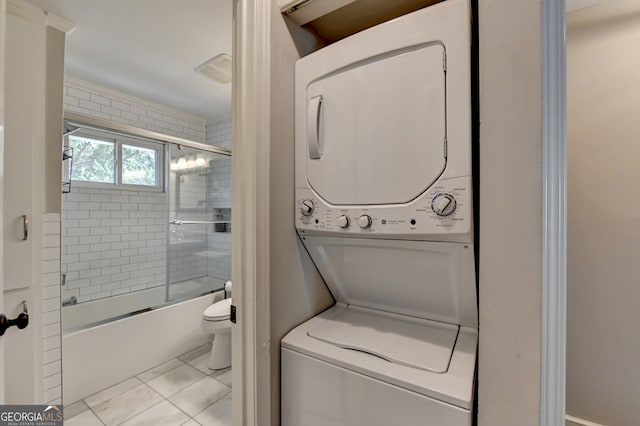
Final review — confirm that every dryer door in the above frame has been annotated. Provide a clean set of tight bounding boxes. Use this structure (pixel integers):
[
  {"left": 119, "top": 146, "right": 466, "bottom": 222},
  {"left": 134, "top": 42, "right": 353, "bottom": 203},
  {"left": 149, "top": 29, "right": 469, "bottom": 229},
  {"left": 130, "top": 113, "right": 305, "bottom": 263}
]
[{"left": 305, "top": 43, "right": 446, "bottom": 206}]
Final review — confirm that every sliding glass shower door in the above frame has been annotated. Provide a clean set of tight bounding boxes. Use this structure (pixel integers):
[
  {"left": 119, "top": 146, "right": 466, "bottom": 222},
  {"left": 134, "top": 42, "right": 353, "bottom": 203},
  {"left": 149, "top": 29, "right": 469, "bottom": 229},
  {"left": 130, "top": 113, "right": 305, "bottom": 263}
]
[{"left": 167, "top": 144, "right": 231, "bottom": 301}]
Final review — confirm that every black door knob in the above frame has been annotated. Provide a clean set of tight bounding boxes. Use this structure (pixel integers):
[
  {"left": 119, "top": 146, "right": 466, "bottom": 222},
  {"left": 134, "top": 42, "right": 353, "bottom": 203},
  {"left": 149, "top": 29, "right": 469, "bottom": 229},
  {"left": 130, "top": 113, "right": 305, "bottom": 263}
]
[{"left": 0, "top": 301, "right": 29, "bottom": 336}]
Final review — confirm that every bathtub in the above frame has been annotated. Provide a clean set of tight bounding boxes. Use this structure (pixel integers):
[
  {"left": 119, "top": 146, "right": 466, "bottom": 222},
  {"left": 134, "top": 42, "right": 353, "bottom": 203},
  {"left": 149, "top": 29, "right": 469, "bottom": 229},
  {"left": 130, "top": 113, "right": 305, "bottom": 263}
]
[
  {"left": 62, "top": 291, "right": 224, "bottom": 403},
  {"left": 63, "top": 287, "right": 166, "bottom": 332},
  {"left": 62, "top": 276, "right": 226, "bottom": 332}
]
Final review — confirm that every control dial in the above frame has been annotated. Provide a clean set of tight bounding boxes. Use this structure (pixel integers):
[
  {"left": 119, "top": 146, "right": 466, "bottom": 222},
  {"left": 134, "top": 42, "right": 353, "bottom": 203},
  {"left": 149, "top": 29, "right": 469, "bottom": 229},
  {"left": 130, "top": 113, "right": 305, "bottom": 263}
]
[
  {"left": 337, "top": 215, "right": 350, "bottom": 229},
  {"left": 431, "top": 193, "right": 457, "bottom": 217},
  {"left": 358, "top": 215, "right": 372, "bottom": 229},
  {"left": 301, "top": 200, "right": 314, "bottom": 216}
]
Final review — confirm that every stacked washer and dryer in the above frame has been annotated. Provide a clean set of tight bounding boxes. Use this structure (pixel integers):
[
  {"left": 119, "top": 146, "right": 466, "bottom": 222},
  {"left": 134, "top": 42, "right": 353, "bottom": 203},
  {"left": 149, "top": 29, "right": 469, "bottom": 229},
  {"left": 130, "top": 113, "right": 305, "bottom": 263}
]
[{"left": 281, "top": 0, "right": 477, "bottom": 424}]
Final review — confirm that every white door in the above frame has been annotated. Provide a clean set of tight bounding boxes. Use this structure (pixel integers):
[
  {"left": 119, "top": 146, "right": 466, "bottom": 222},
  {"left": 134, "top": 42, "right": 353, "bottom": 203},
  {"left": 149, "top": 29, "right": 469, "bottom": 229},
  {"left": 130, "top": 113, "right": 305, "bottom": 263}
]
[
  {"left": 303, "top": 44, "right": 447, "bottom": 206},
  {"left": 0, "top": 0, "right": 7, "bottom": 404},
  {"left": 1, "top": 0, "right": 47, "bottom": 404}
]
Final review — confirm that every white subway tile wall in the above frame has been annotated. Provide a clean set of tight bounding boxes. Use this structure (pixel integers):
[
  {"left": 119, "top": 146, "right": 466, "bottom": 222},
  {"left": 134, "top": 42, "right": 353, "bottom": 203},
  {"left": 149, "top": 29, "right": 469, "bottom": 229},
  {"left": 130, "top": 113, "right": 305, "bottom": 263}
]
[
  {"left": 64, "top": 76, "right": 207, "bottom": 143},
  {"left": 206, "top": 115, "right": 232, "bottom": 149},
  {"left": 61, "top": 188, "right": 167, "bottom": 304},
  {"left": 206, "top": 117, "right": 232, "bottom": 280},
  {"left": 42, "top": 213, "right": 62, "bottom": 404}
]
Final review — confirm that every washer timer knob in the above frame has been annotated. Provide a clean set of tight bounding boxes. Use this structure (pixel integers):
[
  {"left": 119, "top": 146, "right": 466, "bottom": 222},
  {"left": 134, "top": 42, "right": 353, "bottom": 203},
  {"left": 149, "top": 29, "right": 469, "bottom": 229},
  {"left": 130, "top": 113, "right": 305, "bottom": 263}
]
[
  {"left": 431, "top": 193, "right": 457, "bottom": 217},
  {"left": 337, "top": 215, "right": 350, "bottom": 229},
  {"left": 301, "top": 200, "right": 314, "bottom": 216},
  {"left": 358, "top": 215, "right": 373, "bottom": 229}
]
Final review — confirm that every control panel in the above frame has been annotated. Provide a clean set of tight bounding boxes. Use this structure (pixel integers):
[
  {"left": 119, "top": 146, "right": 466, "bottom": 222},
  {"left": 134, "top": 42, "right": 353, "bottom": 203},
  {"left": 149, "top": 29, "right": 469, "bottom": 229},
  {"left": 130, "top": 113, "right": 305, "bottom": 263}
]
[{"left": 295, "top": 175, "right": 472, "bottom": 242}]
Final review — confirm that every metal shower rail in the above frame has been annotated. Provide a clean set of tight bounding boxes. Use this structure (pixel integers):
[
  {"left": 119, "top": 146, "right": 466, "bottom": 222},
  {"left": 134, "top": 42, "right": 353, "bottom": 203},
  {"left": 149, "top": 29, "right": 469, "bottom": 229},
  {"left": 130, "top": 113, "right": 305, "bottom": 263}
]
[{"left": 169, "top": 220, "right": 231, "bottom": 225}]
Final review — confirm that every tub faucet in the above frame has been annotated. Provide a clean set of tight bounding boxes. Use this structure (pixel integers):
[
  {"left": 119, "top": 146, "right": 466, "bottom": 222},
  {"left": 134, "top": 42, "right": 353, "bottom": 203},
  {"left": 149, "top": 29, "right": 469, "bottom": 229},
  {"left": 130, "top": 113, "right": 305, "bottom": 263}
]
[{"left": 62, "top": 296, "right": 77, "bottom": 307}]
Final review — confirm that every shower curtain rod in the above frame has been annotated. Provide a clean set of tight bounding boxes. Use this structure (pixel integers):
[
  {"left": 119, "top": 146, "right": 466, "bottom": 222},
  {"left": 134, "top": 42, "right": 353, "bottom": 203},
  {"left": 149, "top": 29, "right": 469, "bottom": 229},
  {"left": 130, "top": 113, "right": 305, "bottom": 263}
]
[{"left": 63, "top": 112, "right": 232, "bottom": 157}]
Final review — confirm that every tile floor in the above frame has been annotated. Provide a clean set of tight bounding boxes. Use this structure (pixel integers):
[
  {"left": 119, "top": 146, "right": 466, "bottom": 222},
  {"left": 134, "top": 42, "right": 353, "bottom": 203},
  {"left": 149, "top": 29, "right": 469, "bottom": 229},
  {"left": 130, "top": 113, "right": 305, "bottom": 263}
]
[{"left": 64, "top": 343, "right": 232, "bottom": 426}]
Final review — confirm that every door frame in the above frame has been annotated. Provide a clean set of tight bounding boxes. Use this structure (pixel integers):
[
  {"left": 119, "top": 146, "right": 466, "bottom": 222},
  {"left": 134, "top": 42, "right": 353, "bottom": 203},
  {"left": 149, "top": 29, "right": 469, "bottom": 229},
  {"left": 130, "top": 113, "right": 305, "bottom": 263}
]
[
  {"left": 540, "top": 0, "right": 567, "bottom": 424},
  {"left": 231, "top": 0, "right": 271, "bottom": 424},
  {"left": 0, "top": 0, "right": 6, "bottom": 404}
]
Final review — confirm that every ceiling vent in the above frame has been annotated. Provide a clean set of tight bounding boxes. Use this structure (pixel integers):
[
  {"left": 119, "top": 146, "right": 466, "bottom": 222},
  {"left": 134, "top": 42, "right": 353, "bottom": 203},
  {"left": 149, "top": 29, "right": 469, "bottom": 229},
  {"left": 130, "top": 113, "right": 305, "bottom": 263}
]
[{"left": 195, "top": 54, "right": 232, "bottom": 84}]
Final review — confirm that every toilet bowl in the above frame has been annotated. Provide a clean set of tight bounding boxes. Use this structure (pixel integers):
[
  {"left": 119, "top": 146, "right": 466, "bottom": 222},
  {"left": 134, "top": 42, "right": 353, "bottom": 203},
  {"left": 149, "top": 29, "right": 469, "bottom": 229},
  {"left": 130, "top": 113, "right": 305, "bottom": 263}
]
[{"left": 201, "top": 297, "right": 232, "bottom": 370}]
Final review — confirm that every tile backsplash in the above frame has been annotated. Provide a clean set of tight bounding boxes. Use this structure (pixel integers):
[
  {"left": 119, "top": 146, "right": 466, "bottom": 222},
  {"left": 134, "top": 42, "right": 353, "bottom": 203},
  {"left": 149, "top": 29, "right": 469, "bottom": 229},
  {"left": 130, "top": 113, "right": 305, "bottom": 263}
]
[{"left": 61, "top": 188, "right": 167, "bottom": 304}]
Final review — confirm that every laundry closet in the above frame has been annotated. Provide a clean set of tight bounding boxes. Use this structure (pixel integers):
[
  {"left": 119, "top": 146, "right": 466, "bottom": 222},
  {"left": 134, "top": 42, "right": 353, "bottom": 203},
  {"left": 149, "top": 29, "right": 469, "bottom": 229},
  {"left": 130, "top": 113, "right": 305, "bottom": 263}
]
[{"left": 249, "top": 0, "right": 549, "bottom": 424}]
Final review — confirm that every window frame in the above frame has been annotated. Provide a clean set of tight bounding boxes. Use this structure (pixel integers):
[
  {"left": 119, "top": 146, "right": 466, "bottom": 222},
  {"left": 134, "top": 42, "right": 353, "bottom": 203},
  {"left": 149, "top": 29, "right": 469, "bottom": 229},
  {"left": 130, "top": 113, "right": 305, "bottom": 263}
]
[{"left": 66, "top": 128, "right": 165, "bottom": 192}]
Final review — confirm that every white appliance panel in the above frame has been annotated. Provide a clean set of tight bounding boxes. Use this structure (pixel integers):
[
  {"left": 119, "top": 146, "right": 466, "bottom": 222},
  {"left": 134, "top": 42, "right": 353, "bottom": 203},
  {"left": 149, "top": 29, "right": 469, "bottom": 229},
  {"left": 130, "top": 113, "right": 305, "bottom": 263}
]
[
  {"left": 302, "top": 237, "right": 478, "bottom": 327},
  {"left": 296, "top": 175, "right": 472, "bottom": 242},
  {"left": 282, "top": 348, "right": 472, "bottom": 426},
  {"left": 305, "top": 44, "right": 446, "bottom": 206},
  {"left": 307, "top": 306, "right": 458, "bottom": 373}
]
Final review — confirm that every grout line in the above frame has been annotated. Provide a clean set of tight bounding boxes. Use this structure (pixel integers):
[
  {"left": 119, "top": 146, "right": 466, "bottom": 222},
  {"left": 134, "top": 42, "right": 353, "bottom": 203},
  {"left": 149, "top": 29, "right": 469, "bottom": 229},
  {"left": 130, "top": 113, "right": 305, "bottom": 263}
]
[
  {"left": 190, "top": 386, "right": 232, "bottom": 419},
  {"left": 85, "top": 405, "right": 107, "bottom": 426},
  {"left": 119, "top": 398, "right": 167, "bottom": 425},
  {"left": 165, "top": 397, "right": 193, "bottom": 421},
  {"left": 82, "top": 376, "right": 143, "bottom": 409},
  {"left": 137, "top": 358, "right": 186, "bottom": 382}
]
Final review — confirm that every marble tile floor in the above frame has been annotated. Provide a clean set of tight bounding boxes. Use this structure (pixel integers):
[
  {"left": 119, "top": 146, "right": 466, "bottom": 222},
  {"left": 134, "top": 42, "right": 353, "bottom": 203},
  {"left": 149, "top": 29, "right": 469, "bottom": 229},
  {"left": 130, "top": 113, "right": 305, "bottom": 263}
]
[{"left": 65, "top": 343, "right": 232, "bottom": 426}]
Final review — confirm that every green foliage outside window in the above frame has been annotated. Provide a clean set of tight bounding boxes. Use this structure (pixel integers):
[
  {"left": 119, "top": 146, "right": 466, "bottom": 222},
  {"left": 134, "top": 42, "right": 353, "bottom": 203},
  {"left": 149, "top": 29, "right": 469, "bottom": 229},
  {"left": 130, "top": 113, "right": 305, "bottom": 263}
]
[
  {"left": 69, "top": 135, "right": 160, "bottom": 187},
  {"left": 122, "top": 144, "right": 157, "bottom": 186},
  {"left": 69, "top": 136, "right": 115, "bottom": 183}
]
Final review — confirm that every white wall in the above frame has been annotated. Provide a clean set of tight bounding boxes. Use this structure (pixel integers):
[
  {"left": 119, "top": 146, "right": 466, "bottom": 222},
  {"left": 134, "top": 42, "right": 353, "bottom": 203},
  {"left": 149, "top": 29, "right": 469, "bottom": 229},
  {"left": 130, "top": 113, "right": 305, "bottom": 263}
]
[
  {"left": 478, "top": 0, "right": 543, "bottom": 424},
  {"left": 567, "top": 2, "right": 640, "bottom": 425}
]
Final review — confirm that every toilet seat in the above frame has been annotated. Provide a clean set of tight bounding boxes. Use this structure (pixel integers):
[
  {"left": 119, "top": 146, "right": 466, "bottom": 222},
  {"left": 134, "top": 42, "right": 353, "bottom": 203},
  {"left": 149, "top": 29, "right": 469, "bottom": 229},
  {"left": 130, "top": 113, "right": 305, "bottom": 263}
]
[{"left": 203, "top": 298, "right": 232, "bottom": 321}]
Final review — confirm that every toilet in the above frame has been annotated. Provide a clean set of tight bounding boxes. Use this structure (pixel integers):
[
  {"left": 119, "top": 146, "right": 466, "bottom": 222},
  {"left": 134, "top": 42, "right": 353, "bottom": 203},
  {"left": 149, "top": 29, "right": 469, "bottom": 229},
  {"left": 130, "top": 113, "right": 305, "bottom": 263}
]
[{"left": 201, "top": 294, "right": 232, "bottom": 370}]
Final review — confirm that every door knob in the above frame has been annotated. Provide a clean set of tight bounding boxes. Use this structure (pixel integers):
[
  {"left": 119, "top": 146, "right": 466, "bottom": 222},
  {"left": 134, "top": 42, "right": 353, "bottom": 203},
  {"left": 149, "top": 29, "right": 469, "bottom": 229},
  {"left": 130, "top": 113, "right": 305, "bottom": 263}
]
[{"left": 0, "top": 301, "right": 29, "bottom": 336}]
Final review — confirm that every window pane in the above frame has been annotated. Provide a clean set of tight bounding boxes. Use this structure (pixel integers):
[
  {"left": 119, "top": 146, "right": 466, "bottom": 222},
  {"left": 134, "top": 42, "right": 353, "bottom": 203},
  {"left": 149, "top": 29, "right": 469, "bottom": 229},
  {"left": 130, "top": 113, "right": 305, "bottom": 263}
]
[
  {"left": 122, "top": 144, "right": 158, "bottom": 186},
  {"left": 69, "top": 135, "right": 115, "bottom": 183}
]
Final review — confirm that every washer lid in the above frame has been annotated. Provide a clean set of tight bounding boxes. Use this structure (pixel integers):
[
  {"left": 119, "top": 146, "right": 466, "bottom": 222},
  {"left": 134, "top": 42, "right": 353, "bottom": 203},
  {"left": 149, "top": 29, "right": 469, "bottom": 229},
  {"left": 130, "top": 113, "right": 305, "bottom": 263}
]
[
  {"left": 304, "top": 43, "right": 446, "bottom": 206},
  {"left": 203, "top": 298, "right": 232, "bottom": 320},
  {"left": 308, "top": 306, "right": 458, "bottom": 373}
]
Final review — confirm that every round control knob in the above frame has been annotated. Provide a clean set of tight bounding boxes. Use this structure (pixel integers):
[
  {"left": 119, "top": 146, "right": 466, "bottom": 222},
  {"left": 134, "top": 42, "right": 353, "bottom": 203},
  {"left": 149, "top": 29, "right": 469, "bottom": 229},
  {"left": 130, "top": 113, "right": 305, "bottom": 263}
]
[
  {"left": 358, "top": 215, "right": 372, "bottom": 229},
  {"left": 337, "top": 215, "right": 350, "bottom": 229},
  {"left": 431, "top": 193, "right": 457, "bottom": 217},
  {"left": 301, "top": 200, "right": 314, "bottom": 216}
]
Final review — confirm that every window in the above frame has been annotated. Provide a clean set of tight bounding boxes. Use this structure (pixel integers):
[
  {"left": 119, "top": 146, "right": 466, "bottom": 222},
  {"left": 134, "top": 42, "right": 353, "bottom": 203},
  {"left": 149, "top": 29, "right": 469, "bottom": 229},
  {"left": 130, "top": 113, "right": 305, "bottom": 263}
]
[
  {"left": 121, "top": 144, "right": 158, "bottom": 186},
  {"left": 68, "top": 135, "right": 116, "bottom": 184},
  {"left": 67, "top": 129, "right": 164, "bottom": 190}
]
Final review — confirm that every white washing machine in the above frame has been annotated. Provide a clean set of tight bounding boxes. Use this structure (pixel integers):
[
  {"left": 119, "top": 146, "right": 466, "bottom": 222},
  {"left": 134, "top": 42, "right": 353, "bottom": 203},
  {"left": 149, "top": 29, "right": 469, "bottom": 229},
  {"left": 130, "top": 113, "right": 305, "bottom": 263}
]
[{"left": 282, "top": 0, "right": 476, "bottom": 425}]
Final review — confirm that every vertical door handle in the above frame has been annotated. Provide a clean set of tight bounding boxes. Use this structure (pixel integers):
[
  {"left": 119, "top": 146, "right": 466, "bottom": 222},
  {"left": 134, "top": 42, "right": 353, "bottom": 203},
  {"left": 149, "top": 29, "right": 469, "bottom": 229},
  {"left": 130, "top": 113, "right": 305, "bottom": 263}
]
[
  {"left": 22, "top": 215, "right": 29, "bottom": 241},
  {"left": 307, "top": 95, "right": 323, "bottom": 159}
]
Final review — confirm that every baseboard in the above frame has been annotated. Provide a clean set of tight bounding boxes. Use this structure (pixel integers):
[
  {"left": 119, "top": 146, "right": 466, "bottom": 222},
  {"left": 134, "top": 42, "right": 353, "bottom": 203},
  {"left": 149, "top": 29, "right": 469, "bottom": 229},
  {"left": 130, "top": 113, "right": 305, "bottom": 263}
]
[{"left": 567, "top": 414, "right": 606, "bottom": 426}]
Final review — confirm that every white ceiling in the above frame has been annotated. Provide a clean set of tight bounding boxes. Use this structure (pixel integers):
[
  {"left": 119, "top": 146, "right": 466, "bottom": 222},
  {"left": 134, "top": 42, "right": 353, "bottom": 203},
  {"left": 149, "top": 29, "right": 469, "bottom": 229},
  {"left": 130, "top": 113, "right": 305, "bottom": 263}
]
[{"left": 25, "top": 0, "right": 232, "bottom": 122}]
